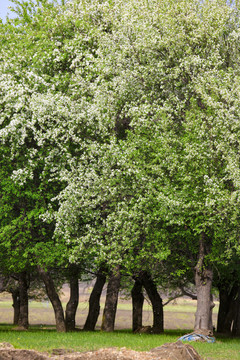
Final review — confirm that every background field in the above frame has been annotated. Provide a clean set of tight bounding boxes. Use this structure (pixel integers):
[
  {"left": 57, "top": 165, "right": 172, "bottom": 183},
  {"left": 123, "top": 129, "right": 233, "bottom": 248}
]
[{"left": 0, "top": 283, "right": 219, "bottom": 330}]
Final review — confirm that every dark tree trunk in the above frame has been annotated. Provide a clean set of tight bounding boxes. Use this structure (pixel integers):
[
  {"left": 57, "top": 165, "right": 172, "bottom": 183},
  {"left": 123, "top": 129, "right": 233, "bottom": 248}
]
[
  {"left": 84, "top": 270, "right": 106, "bottom": 331},
  {"left": 131, "top": 278, "right": 144, "bottom": 332},
  {"left": 217, "top": 286, "right": 231, "bottom": 333},
  {"left": 65, "top": 273, "right": 79, "bottom": 331},
  {"left": 141, "top": 271, "right": 163, "bottom": 333},
  {"left": 37, "top": 266, "right": 66, "bottom": 332},
  {"left": 18, "top": 272, "right": 29, "bottom": 330},
  {"left": 11, "top": 289, "right": 20, "bottom": 325},
  {"left": 217, "top": 284, "right": 239, "bottom": 334},
  {"left": 101, "top": 266, "right": 121, "bottom": 332},
  {"left": 194, "top": 233, "right": 214, "bottom": 334},
  {"left": 231, "top": 288, "right": 240, "bottom": 336}
]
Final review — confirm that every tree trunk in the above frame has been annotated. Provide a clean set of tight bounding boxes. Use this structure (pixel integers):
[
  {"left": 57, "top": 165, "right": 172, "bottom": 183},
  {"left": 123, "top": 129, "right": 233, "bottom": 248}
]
[
  {"left": 217, "top": 284, "right": 238, "bottom": 334},
  {"left": 37, "top": 266, "right": 66, "bottom": 332},
  {"left": 101, "top": 266, "right": 121, "bottom": 332},
  {"left": 231, "top": 288, "right": 240, "bottom": 336},
  {"left": 65, "top": 274, "right": 79, "bottom": 331},
  {"left": 141, "top": 271, "right": 163, "bottom": 333},
  {"left": 11, "top": 289, "right": 20, "bottom": 325},
  {"left": 194, "top": 233, "right": 214, "bottom": 334},
  {"left": 131, "top": 278, "right": 144, "bottom": 332},
  {"left": 208, "top": 294, "right": 215, "bottom": 331},
  {"left": 18, "top": 272, "right": 29, "bottom": 330},
  {"left": 84, "top": 270, "right": 106, "bottom": 331}
]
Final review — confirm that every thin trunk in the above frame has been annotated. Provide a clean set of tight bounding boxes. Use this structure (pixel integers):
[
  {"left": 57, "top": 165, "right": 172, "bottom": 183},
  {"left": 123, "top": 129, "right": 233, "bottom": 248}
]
[
  {"left": 18, "top": 272, "right": 29, "bottom": 330},
  {"left": 131, "top": 278, "right": 144, "bottom": 332},
  {"left": 37, "top": 266, "right": 66, "bottom": 332},
  {"left": 194, "top": 233, "right": 214, "bottom": 334},
  {"left": 11, "top": 289, "right": 20, "bottom": 325},
  {"left": 65, "top": 275, "right": 79, "bottom": 331},
  {"left": 141, "top": 271, "right": 163, "bottom": 333},
  {"left": 84, "top": 270, "right": 106, "bottom": 331},
  {"left": 101, "top": 266, "right": 121, "bottom": 332}
]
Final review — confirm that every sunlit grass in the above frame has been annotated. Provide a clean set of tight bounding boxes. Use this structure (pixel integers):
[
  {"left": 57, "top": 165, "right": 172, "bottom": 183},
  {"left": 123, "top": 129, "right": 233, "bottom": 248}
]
[
  {"left": 0, "top": 326, "right": 239, "bottom": 359},
  {"left": 0, "top": 295, "right": 229, "bottom": 359}
]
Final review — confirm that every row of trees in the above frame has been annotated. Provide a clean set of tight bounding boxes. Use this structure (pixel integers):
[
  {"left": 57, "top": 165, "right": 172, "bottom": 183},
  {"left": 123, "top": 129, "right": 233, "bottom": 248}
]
[{"left": 1, "top": 0, "right": 240, "bottom": 335}]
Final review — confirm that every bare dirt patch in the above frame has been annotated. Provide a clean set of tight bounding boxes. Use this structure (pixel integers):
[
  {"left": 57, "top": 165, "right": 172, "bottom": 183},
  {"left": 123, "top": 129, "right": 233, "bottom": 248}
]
[{"left": 0, "top": 342, "right": 202, "bottom": 360}]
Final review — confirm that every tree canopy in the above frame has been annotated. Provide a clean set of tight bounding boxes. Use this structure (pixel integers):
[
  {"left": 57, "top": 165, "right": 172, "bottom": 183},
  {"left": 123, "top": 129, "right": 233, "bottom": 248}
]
[{"left": 1, "top": 0, "right": 240, "bottom": 333}]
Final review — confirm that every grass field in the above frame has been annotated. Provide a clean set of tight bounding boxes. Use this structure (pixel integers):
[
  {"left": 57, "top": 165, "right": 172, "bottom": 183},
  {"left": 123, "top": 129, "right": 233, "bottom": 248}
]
[
  {"left": 0, "top": 289, "right": 239, "bottom": 360},
  {"left": 0, "top": 289, "right": 219, "bottom": 331},
  {"left": 0, "top": 326, "right": 239, "bottom": 360},
  {"left": 0, "top": 299, "right": 218, "bottom": 330}
]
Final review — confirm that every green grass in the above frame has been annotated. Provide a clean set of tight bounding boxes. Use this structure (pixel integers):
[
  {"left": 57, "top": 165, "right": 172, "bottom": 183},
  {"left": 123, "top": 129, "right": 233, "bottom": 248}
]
[
  {"left": 0, "top": 297, "right": 233, "bottom": 359},
  {"left": 0, "top": 325, "right": 240, "bottom": 359}
]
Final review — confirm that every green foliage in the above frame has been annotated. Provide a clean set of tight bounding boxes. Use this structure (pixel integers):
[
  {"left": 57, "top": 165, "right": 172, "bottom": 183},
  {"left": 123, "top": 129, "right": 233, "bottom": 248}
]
[{"left": 1, "top": 0, "right": 240, "bottom": 293}]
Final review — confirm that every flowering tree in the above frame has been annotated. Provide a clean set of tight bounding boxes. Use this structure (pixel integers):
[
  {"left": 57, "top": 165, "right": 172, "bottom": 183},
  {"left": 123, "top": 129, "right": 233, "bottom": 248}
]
[
  {"left": 67, "top": 0, "right": 240, "bottom": 332},
  {"left": 94, "top": 0, "right": 240, "bottom": 333},
  {"left": 1, "top": 0, "right": 240, "bottom": 334},
  {"left": 0, "top": 0, "right": 101, "bottom": 331}
]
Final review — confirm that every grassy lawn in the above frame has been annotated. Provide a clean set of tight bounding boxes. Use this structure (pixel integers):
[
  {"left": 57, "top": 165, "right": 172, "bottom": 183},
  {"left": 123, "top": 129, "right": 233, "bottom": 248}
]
[
  {"left": 0, "top": 295, "right": 237, "bottom": 359},
  {"left": 0, "top": 326, "right": 239, "bottom": 360}
]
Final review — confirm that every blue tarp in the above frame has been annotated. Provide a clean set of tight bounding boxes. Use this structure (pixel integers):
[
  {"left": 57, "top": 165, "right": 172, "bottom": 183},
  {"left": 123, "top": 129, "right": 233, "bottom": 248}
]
[{"left": 178, "top": 333, "right": 216, "bottom": 343}]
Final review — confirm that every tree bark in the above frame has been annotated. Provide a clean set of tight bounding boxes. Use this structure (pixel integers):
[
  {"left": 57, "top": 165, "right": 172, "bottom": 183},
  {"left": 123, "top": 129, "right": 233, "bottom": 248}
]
[
  {"left": 37, "top": 266, "right": 66, "bottom": 332},
  {"left": 217, "top": 283, "right": 239, "bottom": 334},
  {"left": 194, "top": 233, "right": 214, "bottom": 334},
  {"left": 131, "top": 278, "right": 144, "bottom": 332},
  {"left": 84, "top": 270, "right": 106, "bottom": 331},
  {"left": 65, "top": 274, "right": 79, "bottom": 331},
  {"left": 231, "top": 288, "right": 240, "bottom": 336},
  {"left": 141, "top": 271, "right": 163, "bottom": 333},
  {"left": 101, "top": 266, "right": 121, "bottom": 332},
  {"left": 18, "top": 272, "right": 29, "bottom": 330},
  {"left": 11, "top": 289, "right": 20, "bottom": 325}
]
